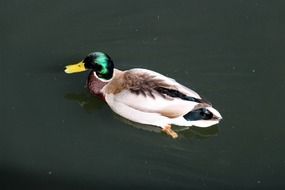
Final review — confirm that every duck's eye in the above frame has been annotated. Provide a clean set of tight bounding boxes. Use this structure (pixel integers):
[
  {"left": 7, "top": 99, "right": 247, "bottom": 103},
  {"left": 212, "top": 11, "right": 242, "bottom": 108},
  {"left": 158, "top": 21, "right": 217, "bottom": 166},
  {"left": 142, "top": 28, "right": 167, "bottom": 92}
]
[{"left": 94, "top": 63, "right": 102, "bottom": 71}]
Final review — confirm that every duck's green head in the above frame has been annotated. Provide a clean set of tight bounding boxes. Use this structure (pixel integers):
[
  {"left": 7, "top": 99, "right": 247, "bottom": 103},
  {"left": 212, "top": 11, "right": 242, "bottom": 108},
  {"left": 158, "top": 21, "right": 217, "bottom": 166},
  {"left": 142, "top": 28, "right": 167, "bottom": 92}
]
[{"left": 65, "top": 52, "right": 114, "bottom": 80}]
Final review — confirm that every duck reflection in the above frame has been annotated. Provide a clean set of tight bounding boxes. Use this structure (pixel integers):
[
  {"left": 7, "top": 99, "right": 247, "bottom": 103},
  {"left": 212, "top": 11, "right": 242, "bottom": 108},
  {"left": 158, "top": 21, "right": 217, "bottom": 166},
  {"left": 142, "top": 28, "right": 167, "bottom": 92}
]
[
  {"left": 64, "top": 92, "right": 104, "bottom": 113},
  {"left": 114, "top": 114, "right": 219, "bottom": 139}
]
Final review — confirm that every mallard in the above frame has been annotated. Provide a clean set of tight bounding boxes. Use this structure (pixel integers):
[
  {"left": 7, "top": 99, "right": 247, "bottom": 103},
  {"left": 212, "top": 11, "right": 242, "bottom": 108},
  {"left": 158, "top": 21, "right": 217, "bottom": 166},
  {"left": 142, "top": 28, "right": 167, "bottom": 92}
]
[{"left": 65, "top": 52, "right": 222, "bottom": 138}]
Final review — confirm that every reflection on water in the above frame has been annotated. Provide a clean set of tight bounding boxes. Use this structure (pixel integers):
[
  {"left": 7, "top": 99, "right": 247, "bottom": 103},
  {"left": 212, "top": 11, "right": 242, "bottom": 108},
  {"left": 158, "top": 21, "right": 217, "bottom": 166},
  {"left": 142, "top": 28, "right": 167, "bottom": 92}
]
[
  {"left": 117, "top": 115, "right": 219, "bottom": 139},
  {"left": 65, "top": 91, "right": 219, "bottom": 139},
  {"left": 180, "top": 125, "right": 219, "bottom": 139},
  {"left": 64, "top": 92, "right": 104, "bottom": 113}
]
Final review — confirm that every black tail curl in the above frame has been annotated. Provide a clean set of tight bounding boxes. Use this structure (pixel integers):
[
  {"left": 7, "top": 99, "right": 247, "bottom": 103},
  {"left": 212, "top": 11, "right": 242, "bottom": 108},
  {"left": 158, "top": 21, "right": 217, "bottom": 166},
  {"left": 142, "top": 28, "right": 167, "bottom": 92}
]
[{"left": 183, "top": 108, "right": 213, "bottom": 121}]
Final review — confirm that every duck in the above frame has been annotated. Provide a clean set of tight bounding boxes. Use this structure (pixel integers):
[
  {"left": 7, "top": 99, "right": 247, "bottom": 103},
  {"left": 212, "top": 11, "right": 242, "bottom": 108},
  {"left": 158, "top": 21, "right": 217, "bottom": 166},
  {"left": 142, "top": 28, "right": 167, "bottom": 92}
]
[{"left": 64, "top": 52, "right": 222, "bottom": 138}]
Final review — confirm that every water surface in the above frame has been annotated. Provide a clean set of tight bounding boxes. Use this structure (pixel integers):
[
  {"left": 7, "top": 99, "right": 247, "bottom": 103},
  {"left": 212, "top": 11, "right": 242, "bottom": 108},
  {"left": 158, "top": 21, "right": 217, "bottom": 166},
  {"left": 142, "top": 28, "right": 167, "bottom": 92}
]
[{"left": 1, "top": 0, "right": 285, "bottom": 189}]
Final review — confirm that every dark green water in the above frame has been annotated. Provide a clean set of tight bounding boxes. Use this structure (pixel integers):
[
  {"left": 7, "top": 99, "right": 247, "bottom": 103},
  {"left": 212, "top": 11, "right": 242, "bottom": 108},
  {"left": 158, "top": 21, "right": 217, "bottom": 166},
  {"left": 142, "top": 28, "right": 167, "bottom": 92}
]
[{"left": 1, "top": 0, "right": 285, "bottom": 189}]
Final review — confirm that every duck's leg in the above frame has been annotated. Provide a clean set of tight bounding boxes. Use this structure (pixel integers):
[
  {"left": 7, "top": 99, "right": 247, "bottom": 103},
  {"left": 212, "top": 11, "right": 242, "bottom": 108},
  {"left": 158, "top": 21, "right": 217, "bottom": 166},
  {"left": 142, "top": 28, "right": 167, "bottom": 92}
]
[{"left": 162, "top": 125, "right": 178, "bottom": 139}]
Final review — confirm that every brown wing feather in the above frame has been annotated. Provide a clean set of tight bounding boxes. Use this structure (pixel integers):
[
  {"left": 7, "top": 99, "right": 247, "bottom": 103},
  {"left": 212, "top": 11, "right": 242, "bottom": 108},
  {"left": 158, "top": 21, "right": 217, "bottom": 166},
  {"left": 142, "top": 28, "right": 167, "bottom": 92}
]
[
  {"left": 122, "top": 71, "right": 175, "bottom": 99},
  {"left": 105, "top": 69, "right": 206, "bottom": 105}
]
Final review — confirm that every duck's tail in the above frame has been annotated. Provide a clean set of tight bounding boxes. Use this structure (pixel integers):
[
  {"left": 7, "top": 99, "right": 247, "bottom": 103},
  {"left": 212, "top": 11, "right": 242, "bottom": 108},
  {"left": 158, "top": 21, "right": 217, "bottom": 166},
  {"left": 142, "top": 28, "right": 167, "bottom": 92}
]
[{"left": 183, "top": 105, "right": 222, "bottom": 127}]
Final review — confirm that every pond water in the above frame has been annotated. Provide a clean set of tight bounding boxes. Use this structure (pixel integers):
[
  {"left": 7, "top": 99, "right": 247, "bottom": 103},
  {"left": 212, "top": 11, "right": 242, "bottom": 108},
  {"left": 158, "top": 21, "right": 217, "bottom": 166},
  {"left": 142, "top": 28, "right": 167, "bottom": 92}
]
[{"left": 1, "top": 0, "right": 285, "bottom": 189}]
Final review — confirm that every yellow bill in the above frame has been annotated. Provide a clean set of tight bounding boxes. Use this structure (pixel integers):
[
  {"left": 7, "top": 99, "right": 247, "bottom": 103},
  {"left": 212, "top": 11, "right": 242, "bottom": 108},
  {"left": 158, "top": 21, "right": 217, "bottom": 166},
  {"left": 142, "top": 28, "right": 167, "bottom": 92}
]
[{"left": 64, "top": 61, "right": 87, "bottom": 74}]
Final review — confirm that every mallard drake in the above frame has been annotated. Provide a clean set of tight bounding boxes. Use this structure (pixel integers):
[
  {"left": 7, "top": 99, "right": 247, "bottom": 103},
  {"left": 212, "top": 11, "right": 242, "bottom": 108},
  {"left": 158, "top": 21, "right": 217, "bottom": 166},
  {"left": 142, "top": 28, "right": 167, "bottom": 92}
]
[{"left": 65, "top": 52, "right": 222, "bottom": 138}]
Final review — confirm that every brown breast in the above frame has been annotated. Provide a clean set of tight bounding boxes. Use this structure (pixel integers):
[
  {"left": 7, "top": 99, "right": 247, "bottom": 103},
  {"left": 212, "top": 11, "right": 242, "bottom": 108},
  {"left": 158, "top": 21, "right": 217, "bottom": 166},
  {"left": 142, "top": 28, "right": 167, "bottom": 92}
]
[{"left": 87, "top": 72, "right": 108, "bottom": 98}]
